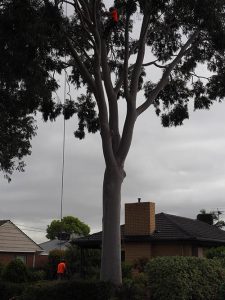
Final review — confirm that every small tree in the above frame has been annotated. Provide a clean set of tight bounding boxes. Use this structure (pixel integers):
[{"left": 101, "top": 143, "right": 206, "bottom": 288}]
[
  {"left": 199, "top": 209, "right": 225, "bottom": 229},
  {"left": 2, "top": 259, "right": 29, "bottom": 283},
  {"left": 1, "top": 0, "right": 225, "bottom": 284},
  {"left": 46, "top": 216, "right": 90, "bottom": 240}
]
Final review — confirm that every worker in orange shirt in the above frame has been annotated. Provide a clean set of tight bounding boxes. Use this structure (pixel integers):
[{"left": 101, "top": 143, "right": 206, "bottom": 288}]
[{"left": 57, "top": 259, "right": 66, "bottom": 280}]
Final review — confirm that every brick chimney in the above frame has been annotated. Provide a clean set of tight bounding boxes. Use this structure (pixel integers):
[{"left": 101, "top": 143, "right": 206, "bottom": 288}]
[{"left": 125, "top": 200, "right": 155, "bottom": 235}]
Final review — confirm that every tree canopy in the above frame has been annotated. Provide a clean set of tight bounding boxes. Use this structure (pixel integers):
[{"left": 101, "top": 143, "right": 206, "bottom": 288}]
[
  {"left": 1, "top": 0, "right": 225, "bottom": 179},
  {"left": 1, "top": 0, "right": 225, "bottom": 284},
  {"left": 46, "top": 216, "right": 90, "bottom": 240}
]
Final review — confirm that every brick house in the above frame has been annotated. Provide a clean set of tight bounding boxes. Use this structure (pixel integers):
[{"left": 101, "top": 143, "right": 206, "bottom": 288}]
[
  {"left": 74, "top": 201, "right": 225, "bottom": 263},
  {"left": 0, "top": 220, "right": 43, "bottom": 268}
]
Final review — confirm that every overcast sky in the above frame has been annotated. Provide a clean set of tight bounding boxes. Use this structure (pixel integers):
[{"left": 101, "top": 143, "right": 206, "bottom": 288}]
[
  {"left": 1, "top": 1, "right": 225, "bottom": 244},
  {"left": 1, "top": 97, "right": 225, "bottom": 244}
]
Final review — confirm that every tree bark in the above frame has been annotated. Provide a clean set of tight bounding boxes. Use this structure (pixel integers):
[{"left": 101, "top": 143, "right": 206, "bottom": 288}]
[{"left": 100, "top": 166, "right": 124, "bottom": 285}]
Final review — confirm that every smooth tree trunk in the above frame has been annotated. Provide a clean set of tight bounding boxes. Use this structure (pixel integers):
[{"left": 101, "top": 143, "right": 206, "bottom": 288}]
[{"left": 100, "top": 166, "right": 124, "bottom": 285}]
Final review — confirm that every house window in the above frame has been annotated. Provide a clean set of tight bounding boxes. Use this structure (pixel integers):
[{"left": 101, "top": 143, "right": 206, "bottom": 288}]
[{"left": 15, "top": 255, "right": 27, "bottom": 264}]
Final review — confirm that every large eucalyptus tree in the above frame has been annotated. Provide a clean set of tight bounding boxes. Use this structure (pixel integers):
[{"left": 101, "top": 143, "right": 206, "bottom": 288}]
[{"left": 1, "top": 0, "right": 225, "bottom": 284}]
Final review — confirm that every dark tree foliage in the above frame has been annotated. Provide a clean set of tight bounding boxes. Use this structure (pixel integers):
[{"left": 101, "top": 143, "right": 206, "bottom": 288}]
[
  {"left": 199, "top": 209, "right": 225, "bottom": 229},
  {"left": 0, "top": 0, "right": 225, "bottom": 180}
]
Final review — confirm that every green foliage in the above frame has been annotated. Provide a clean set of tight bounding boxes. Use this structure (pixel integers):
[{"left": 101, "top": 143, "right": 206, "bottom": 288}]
[
  {"left": 217, "top": 283, "right": 225, "bottom": 300},
  {"left": 46, "top": 249, "right": 66, "bottom": 279},
  {"left": 121, "top": 262, "right": 133, "bottom": 279},
  {"left": 0, "top": 0, "right": 64, "bottom": 179},
  {"left": 65, "top": 245, "right": 101, "bottom": 280},
  {"left": 206, "top": 246, "right": 225, "bottom": 259},
  {"left": 45, "top": 245, "right": 100, "bottom": 280},
  {"left": 133, "top": 257, "right": 149, "bottom": 273},
  {"left": 28, "top": 269, "right": 46, "bottom": 282},
  {"left": 20, "top": 280, "right": 115, "bottom": 300},
  {"left": 117, "top": 273, "right": 149, "bottom": 300},
  {"left": 145, "top": 256, "right": 225, "bottom": 300},
  {"left": 2, "top": 259, "right": 29, "bottom": 283},
  {"left": 46, "top": 216, "right": 90, "bottom": 240}
]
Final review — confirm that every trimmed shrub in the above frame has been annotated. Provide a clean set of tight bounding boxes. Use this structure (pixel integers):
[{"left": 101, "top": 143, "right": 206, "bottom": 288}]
[
  {"left": 145, "top": 256, "right": 225, "bottom": 300},
  {"left": 28, "top": 269, "right": 46, "bottom": 281},
  {"left": 205, "top": 246, "right": 225, "bottom": 259},
  {"left": 117, "top": 273, "right": 149, "bottom": 300},
  {"left": 46, "top": 249, "right": 66, "bottom": 279},
  {"left": 65, "top": 245, "right": 101, "bottom": 280},
  {"left": 20, "top": 280, "right": 115, "bottom": 300},
  {"left": 2, "top": 259, "right": 29, "bottom": 283},
  {"left": 121, "top": 262, "right": 133, "bottom": 279},
  {"left": 133, "top": 257, "right": 149, "bottom": 273}
]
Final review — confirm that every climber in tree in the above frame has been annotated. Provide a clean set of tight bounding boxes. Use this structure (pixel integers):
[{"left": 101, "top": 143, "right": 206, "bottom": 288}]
[{"left": 103, "top": 6, "right": 119, "bottom": 38}]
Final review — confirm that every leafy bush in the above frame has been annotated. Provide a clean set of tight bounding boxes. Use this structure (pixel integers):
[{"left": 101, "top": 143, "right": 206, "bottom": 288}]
[
  {"left": 65, "top": 245, "right": 101, "bottom": 280},
  {"left": 121, "top": 262, "right": 133, "bottom": 279},
  {"left": 145, "top": 256, "right": 225, "bottom": 300},
  {"left": 2, "top": 259, "right": 29, "bottom": 283},
  {"left": 20, "top": 280, "right": 115, "bottom": 300},
  {"left": 205, "top": 246, "right": 225, "bottom": 259},
  {"left": 133, "top": 257, "right": 149, "bottom": 273},
  {"left": 28, "top": 269, "right": 46, "bottom": 281},
  {"left": 46, "top": 249, "right": 66, "bottom": 279},
  {"left": 117, "top": 273, "right": 149, "bottom": 300}
]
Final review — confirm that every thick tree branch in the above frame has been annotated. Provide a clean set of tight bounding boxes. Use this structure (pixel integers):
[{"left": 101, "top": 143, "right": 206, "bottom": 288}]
[
  {"left": 142, "top": 59, "right": 158, "bottom": 67},
  {"left": 77, "top": 0, "right": 92, "bottom": 26},
  {"left": 92, "top": 43, "right": 117, "bottom": 168},
  {"left": 137, "top": 31, "right": 200, "bottom": 116},
  {"left": 116, "top": 100, "right": 137, "bottom": 165},
  {"left": 58, "top": 0, "right": 74, "bottom": 7},
  {"left": 190, "top": 72, "right": 210, "bottom": 81},
  {"left": 114, "top": 41, "right": 140, "bottom": 95},
  {"left": 101, "top": 41, "right": 121, "bottom": 153},
  {"left": 124, "top": 14, "right": 130, "bottom": 99}
]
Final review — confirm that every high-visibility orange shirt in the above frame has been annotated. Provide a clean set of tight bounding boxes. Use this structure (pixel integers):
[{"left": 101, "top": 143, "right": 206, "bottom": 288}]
[
  {"left": 57, "top": 262, "right": 66, "bottom": 274},
  {"left": 111, "top": 8, "right": 119, "bottom": 23}
]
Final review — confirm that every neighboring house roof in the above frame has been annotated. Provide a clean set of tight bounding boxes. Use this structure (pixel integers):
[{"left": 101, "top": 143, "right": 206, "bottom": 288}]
[
  {"left": 0, "top": 220, "right": 43, "bottom": 253},
  {"left": 74, "top": 213, "right": 225, "bottom": 248},
  {"left": 39, "top": 239, "right": 70, "bottom": 255}
]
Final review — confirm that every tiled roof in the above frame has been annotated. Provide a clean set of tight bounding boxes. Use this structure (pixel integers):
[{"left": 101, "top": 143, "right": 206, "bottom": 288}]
[
  {"left": 73, "top": 213, "right": 225, "bottom": 247},
  {"left": 39, "top": 239, "right": 70, "bottom": 254}
]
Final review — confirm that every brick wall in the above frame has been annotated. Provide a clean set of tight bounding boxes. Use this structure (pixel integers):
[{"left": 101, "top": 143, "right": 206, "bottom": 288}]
[
  {"left": 125, "top": 243, "right": 151, "bottom": 263},
  {"left": 0, "top": 252, "right": 43, "bottom": 268},
  {"left": 152, "top": 243, "right": 193, "bottom": 257},
  {"left": 125, "top": 202, "right": 155, "bottom": 235}
]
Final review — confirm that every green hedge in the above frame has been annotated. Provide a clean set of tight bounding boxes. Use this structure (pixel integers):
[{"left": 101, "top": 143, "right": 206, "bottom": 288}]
[
  {"left": 145, "top": 256, "right": 225, "bottom": 300},
  {"left": 20, "top": 280, "right": 115, "bottom": 300},
  {"left": 206, "top": 246, "right": 225, "bottom": 259},
  {"left": 2, "top": 259, "right": 29, "bottom": 283}
]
